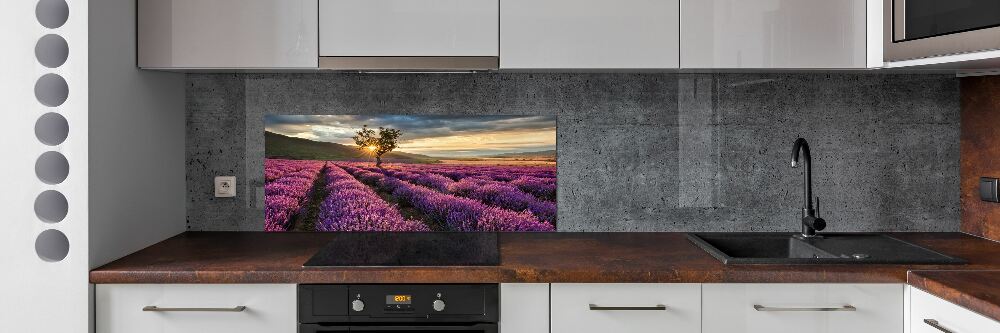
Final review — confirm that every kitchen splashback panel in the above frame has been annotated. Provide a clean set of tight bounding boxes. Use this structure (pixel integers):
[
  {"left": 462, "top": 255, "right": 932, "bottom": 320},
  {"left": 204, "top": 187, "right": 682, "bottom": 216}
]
[
  {"left": 186, "top": 73, "right": 960, "bottom": 232},
  {"left": 263, "top": 114, "right": 556, "bottom": 232}
]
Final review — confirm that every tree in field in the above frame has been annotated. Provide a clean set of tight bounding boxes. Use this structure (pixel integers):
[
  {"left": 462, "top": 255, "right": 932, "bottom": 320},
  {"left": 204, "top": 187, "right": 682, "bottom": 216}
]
[{"left": 352, "top": 125, "right": 402, "bottom": 168}]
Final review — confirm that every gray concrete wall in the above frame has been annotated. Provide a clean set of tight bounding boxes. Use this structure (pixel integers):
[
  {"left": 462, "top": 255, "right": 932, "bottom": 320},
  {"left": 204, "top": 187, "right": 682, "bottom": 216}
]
[{"left": 186, "top": 73, "right": 960, "bottom": 232}]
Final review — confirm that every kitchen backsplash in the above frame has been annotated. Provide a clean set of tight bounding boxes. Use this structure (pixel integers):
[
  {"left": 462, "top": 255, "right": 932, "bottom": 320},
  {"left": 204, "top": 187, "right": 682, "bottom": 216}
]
[
  {"left": 960, "top": 76, "right": 1000, "bottom": 242},
  {"left": 186, "top": 73, "right": 960, "bottom": 232}
]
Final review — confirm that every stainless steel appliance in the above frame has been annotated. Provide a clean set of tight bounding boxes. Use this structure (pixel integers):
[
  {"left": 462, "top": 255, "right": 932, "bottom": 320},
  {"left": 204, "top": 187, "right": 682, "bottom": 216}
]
[
  {"left": 299, "top": 284, "right": 499, "bottom": 332},
  {"left": 885, "top": 0, "right": 1000, "bottom": 61}
]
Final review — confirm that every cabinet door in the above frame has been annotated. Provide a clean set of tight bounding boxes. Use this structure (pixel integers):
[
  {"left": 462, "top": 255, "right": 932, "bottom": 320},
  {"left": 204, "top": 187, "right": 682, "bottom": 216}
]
[
  {"left": 702, "top": 283, "right": 903, "bottom": 333},
  {"left": 138, "top": 0, "right": 318, "bottom": 69},
  {"left": 96, "top": 284, "right": 297, "bottom": 333},
  {"left": 319, "top": 0, "right": 499, "bottom": 57},
  {"left": 500, "top": 284, "right": 548, "bottom": 333},
  {"left": 501, "top": 0, "right": 680, "bottom": 69},
  {"left": 910, "top": 287, "right": 1000, "bottom": 333},
  {"left": 681, "top": 0, "right": 868, "bottom": 68},
  {"left": 551, "top": 283, "right": 701, "bottom": 333}
]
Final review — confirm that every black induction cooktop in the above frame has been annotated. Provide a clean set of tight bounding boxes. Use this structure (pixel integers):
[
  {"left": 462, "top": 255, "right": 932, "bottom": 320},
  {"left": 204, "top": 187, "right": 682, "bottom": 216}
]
[{"left": 303, "top": 232, "right": 500, "bottom": 267}]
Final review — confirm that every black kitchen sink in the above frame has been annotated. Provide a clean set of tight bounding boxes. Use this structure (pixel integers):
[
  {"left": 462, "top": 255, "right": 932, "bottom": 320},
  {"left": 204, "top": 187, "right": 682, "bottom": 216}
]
[{"left": 687, "top": 233, "right": 966, "bottom": 265}]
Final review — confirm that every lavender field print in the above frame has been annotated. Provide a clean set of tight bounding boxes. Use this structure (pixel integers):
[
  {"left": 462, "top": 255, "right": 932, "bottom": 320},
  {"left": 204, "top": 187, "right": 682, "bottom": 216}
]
[{"left": 264, "top": 115, "right": 557, "bottom": 232}]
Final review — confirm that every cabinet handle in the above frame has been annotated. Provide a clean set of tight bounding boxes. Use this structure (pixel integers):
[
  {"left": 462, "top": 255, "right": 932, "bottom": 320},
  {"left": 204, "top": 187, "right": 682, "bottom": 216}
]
[
  {"left": 753, "top": 305, "right": 856, "bottom": 312},
  {"left": 923, "top": 319, "right": 954, "bottom": 333},
  {"left": 588, "top": 304, "right": 667, "bottom": 311},
  {"left": 142, "top": 306, "right": 247, "bottom": 312}
]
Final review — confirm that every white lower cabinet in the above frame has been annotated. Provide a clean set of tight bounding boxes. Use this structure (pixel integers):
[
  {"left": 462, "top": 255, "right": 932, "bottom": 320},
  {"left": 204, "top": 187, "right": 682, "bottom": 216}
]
[
  {"left": 551, "top": 283, "right": 701, "bottom": 333},
  {"left": 910, "top": 287, "right": 1000, "bottom": 333},
  {"left": 702, "top": 283, "right": 904, "bottom": 333},
  {"left": 96, "top": 284, "right": 296, "bottom": 333},
  {"left": 96, "top": 283, "right": 1000, "bottom": 333},
  {"left": 500, "top": 283, "right": 549, "bottom": 333}
]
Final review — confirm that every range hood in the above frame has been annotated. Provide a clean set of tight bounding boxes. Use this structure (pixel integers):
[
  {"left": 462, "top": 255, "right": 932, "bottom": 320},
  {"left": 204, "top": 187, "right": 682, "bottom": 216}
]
[{"left": 318, "top": 56, "right": 499, "bottom": 72}]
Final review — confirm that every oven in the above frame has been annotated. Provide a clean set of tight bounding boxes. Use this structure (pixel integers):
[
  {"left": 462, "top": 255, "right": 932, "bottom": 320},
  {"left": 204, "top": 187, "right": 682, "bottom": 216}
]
[
  {"left": 299, "top": 284, "right": 499, "bottom": 333},
  {"left": 885, "top": 0, "right": 1000, "bottom": 61}
]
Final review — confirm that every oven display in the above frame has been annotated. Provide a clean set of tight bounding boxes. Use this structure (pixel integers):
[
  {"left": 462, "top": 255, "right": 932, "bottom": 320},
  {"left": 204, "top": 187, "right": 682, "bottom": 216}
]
[{"left": 386, "top": 295, "right": 412, "bottom": 305}]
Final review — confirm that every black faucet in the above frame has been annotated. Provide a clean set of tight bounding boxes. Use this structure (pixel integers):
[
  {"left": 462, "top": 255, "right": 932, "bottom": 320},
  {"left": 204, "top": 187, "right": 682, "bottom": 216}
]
[{"left": 791, "top": 138, "right": 826, "bottom": 237}]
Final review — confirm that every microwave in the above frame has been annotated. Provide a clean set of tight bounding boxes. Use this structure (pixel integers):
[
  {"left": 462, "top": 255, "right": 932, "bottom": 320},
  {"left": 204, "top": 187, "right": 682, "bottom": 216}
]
[{"left": 885, "top": 0, "right": 1000, "bottom": 62}]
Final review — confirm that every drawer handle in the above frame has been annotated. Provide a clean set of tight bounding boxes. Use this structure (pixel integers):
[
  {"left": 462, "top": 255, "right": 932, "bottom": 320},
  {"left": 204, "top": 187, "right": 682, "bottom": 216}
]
[
  {"left": 142, "top": 306, "right": 247, "bottom": 312},
  {"left": 753, "top": 305, "right": 856, "bottom": 312},
  {"left": 588, "top": 304, "right": 667, "bottom": 311},
  {"left": 923, "top": 319, "right": 954, "bottom": 333}
]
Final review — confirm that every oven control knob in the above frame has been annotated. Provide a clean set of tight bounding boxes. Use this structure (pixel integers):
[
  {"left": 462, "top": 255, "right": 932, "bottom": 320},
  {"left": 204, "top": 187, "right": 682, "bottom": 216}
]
[
  {"left": 351, "top": 299, "right": 365, "bottom": 312},
  {"left": 432, "top": 299, "right": 446, "bottom": 312}
]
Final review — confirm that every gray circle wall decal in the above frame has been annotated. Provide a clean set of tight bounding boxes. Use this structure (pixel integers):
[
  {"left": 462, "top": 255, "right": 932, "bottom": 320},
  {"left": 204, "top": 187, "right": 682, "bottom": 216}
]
[
  {"left": 35, "top": 151, "right": 70, "bottom": 184},
  {"left": 35, "top": 112, "right": 69, "bottom": 145},
  {"left": 35, "top": 34, "right": 69, "bottom": 68},
  {"left": 35, "top": 229, "right": 70, "bottom": 262},
  {"left": 34, "top": 190, "right": 68, "bottom": 223},
  {"left": 34, "top": 73, "right": 69, "bottom": 107},
  {"left": 36, "top": 0, "right": 69, "bottom": 29}
]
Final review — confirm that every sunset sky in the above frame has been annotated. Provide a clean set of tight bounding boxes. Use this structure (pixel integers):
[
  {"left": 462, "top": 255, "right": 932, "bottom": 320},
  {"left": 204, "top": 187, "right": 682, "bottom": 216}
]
[{"left": 264, "top": 115, "right": 557, "bottom": 157}]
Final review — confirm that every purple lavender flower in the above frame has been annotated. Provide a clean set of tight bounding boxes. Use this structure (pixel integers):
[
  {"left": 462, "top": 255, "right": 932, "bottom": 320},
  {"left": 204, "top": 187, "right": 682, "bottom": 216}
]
[
  {"left": 510, "top": 176, "right": 557, "bottom": 201},
  {"left": 279, "top": 161, "right": 557, "bottom": 232},
  {"left": 263, "top": 159, "right": 324, "bottom": 231},
  {"left": 477, "top": 206, "right": 554, "bottom": 231},
  {"left": 316, "top": 165, "right": 429, "bottom": 232}
]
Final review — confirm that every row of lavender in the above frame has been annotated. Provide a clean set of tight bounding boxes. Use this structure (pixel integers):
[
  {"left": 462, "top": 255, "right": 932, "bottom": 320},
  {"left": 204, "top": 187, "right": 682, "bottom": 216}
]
[
  {"left": 263, "top": 159, "right": 324, "bottom": 231},
  {"left": 316, "top": 165, "right": 430, "bottom": 231},
  {"left": 351, "top": 165, "right": 557, "bottom": 225},
  {"left": 373, "top": 164, "right": 556, "bottom": 201},
  {"left": 263, "top": 159, "right": 557, "bottom": 232},
  {"left": 402, "top": 164, "right": 556, "bottom": 181},
  {"left": 338, "top": 164, "right": 554, "bottom": 231}
]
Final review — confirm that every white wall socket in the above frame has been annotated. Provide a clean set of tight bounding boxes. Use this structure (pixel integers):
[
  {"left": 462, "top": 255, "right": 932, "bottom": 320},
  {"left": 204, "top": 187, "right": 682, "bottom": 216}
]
[{"left": 215, "top": 176, "right": 236, "bottom": 198}]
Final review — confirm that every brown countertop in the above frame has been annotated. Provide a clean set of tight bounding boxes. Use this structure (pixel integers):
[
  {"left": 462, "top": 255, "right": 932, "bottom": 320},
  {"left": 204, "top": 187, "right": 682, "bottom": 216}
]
[
  {"left": 908, "top": 270, "right": 1000, "bottom": 322},
  {"left": 90, "top": 232, "right": 1000, "bottom": 284}
]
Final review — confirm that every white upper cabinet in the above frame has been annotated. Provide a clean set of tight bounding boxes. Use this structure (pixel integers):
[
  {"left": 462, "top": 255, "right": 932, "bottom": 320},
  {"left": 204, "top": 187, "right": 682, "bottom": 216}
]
[
  {"left": 138, "top": 0, "right": 318, "bottom": 69},
  {"left": 500, "top": 0, "right": 680, "bottom": 69},
  {"left": 681, "top": 0, "right": 877, "bottom": 69},
  {"left": 133, "top": 0, "right": 883, "bottom": 70},
  {"left": 319, "top": 0, "right": 499, "bottom": 57}
]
